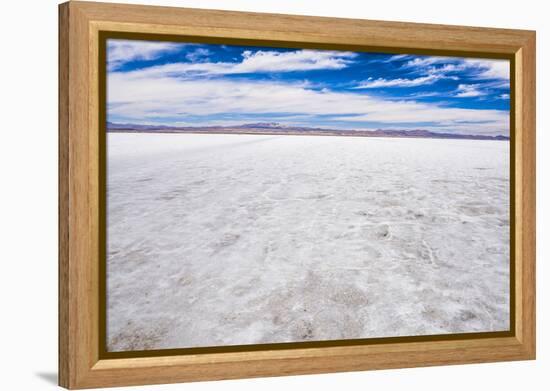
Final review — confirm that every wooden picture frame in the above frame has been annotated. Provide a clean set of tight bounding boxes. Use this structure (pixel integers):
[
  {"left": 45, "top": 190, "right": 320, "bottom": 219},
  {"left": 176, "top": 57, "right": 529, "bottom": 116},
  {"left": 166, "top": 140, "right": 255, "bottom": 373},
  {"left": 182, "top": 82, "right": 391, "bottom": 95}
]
[{"left": 59, "top": 1, "right": 536, "bottom": 389}]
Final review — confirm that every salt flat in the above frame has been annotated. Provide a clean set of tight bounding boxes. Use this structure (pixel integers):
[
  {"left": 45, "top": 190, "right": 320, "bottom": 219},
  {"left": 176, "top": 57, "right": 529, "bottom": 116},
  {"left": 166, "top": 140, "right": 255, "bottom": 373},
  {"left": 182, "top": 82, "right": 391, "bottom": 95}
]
[{"left": 106, "top": 133, "right": 510, "bottom": 351}]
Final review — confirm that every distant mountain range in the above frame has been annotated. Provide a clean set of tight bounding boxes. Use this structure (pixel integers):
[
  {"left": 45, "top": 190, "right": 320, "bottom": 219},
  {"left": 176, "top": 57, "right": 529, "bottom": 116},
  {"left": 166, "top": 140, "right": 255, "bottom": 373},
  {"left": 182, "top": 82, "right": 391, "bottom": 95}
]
[{"left": 107, "top": 122, "right": 509, "bottom": 141}]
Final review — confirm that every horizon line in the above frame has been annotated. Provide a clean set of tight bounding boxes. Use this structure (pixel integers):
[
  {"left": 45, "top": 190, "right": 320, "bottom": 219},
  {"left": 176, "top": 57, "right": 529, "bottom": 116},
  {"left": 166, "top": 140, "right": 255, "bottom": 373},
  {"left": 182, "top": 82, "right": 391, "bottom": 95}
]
[{"left": 106, "top": 121, "right": 510, "bottom": 140}]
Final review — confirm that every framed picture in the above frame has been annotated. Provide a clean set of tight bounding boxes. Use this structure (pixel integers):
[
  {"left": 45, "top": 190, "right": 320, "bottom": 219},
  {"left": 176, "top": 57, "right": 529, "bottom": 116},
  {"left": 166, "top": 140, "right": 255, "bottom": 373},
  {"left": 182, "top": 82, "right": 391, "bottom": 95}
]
[{"left": 59, "top": 1, "right": 536, "bottom": 389}]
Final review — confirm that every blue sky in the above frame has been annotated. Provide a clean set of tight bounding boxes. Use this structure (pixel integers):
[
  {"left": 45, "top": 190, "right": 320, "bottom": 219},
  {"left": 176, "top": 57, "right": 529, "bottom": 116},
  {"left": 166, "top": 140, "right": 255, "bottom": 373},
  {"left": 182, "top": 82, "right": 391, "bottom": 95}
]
[{"left": 107, "top": 39, "right": 510, "bottom": 136}]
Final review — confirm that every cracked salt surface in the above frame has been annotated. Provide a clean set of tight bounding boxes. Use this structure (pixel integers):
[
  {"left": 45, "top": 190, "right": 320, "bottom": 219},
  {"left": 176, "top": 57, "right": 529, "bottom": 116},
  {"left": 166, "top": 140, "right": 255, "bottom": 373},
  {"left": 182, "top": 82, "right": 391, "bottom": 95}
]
[{"left": 106, "top": 133, "right": 510, "bottom": 351}]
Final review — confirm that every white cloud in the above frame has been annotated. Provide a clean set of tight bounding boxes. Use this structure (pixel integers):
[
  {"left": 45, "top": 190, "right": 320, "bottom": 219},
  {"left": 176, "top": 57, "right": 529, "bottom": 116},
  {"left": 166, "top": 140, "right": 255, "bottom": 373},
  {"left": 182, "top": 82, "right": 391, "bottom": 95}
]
[
  {"left": 106, "top": 46, "right": 509, "bottom": 136},
  {"left": 401, "top": 56, "right": 509, "bottom": 81},
  {"left": 107, "top": 40, "right": 181, "bottom": 70},
  {"left": 354, "top": 74, "right": 442, "bottom": 88},
  {"left": 464, "top": 59, "right": 510, "bottom": 80},
  {"left": 185, "top": 48, "right": 211, "bottom": 62},
  {"left": 108, "top": 71, "right": 509, "bottom": 135},
  {"left": 455, "top": 84, "right": 485, "bottom": 98},
  {"left": 354, "top": 58, "right": 462, "bottom": 89},
  {"left": 117, "top": 49, "right": 358, "bottom": 78},
  {"left": 387, "top": 54, "right": 409, "bottom": 61},
  {"left": 404, "top": 56, "right": 457, "bottom": 68},
  {"left": 237, "top": 49, "right": 357, "bottom": 72},
  {"left": 407, "top": 91, "right": 442, "bottom": 98}
]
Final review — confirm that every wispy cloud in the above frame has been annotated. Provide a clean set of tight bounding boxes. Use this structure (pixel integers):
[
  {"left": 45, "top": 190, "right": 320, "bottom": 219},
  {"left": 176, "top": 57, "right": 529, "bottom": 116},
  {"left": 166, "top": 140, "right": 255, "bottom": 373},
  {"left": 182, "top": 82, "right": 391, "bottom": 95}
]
[
  {"left": 463, "top": 59, "right": 510, "bottom": 80},
  {"left": 354, "top": 59, "right": 463, "bottom": 89},
  {"left": 386, "top": 54, "right": 409, "bottom": 61},
  {"left": 402, "top": 55, "right": 509, "bottom": 80},
  {"left": 107, "top": 40, "right": 182, "bottom": 70},
  {"left": 407, "top": 91, "right": 443, "bottom": 98},
  {"left": 403, "top": 56, "right": 458, "bottom": 68},
  {"left": 112, "top": 48, "right": 358, "bottom": 78},
  {"left": 354, "top": 56, "right": 509, "bottom": 97},
  {"left": 455, "top": 84, "right": 486, "bottom": 98},
  {"left": 354, "top": 74, "right": 442, "bottom": 88},
  {"left": 237, "top": 49, "right": 357, "bottom": 72},
  {"left": 185, "top": 47, "right": 212, "bottom": 62}
]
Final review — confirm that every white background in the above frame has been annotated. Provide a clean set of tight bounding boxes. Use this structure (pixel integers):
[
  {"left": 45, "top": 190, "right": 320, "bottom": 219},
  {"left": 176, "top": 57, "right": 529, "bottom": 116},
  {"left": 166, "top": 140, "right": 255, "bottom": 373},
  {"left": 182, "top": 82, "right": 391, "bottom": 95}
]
[{"left": 0, "top": 0, "right": 547, "bottom": 389}]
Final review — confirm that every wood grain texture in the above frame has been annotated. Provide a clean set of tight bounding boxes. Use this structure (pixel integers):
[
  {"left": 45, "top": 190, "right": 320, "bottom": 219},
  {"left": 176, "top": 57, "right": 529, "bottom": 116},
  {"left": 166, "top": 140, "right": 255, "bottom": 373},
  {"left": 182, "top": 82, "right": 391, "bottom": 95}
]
[
  {"left": 59, "top": 1, "right": 98, "bottom": 388},
  {"left": 517, "top": 34, "right": 536, "bottom": 355},
  {"left": 58, "top": 1, "right": 536, "bottom": 388},
  {"left": 58, "top": 3, "right": 70, "bottom": 387}
]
